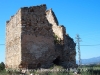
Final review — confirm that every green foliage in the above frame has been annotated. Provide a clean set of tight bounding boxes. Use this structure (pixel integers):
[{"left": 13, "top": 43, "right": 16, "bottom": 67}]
[
  {"left": 0, "top": 62, "right": 5, "bottom": 71},
  {"left": 81, "top": 69, "right": 100, "bottom": 75},
  {"left": 54, "top": 34, "right": 60, "bottom": 44},
  {"left": 0, "top": 62, "right": 6, "bottom": 75},
  {"left": 79, "top": 65, "right": 100, "bottom": 75},
  {"left": 0, "top": 64, "right": 100, "bottom": 75},
  {"left": 0, "top": 69, "right": 7, "bottom": 75}
]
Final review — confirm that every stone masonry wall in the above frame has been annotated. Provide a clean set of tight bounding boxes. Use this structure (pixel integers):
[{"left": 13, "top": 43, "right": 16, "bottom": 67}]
[
  {"left": 46, "top": 8, "right": 76, "bottom": 68},
  {"left": 6, "top": 4, "right": 76, "bottom": 69},
  {"left": 6, "top": 9, "right": 22, "bottom": 69},
  {"left": 46, "top": 9, "right": 65, "bottom": 40},
  {"left": 20, "top": 5, "right": 56, "bottom": 68},
  {"left": 63, "top": 35, "right": 76, "bottom": 68}
]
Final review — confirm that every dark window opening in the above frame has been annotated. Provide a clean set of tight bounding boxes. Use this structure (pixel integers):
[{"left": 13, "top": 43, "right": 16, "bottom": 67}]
[{"left": 53, "top": 56, "right": 60, "bottom": 65}]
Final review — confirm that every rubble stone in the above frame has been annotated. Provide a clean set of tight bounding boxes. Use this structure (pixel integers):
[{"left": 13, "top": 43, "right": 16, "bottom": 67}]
[{"left": 6, "top": 4, "right": 76, "bottom": 70}]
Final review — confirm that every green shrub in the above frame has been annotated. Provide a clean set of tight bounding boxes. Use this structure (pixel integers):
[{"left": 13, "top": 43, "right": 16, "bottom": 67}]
[{"left": 0, "top": 62, "right": 5, "bottom": 71}]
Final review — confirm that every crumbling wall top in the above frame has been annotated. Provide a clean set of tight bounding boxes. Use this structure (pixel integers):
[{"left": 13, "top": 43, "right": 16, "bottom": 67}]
[
  {"left": 46, "top": 9, "right": 59, "bottom": 25},
  {"left": 6, "top": 9, "right": 21, "bottom": 25},
  {"left": 21, "top": 4, "right": 47, "bottom": 12},
  {"left": 6, "top": 4, "right": 47, "bottom": 25}
]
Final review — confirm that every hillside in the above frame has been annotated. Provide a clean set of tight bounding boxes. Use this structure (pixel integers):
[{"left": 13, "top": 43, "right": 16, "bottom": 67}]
[{"left": 76, "top": 56, "right": 100, "bottom": 65}]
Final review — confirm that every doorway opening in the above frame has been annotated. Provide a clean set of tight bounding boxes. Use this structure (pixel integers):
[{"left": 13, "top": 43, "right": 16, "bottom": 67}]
[{"left": 53, "top": 56, "right": 60, "bottom": 65}]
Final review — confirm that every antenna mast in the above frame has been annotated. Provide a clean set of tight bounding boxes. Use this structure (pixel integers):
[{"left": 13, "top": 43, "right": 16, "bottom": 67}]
[{"left": 76, "top": 34, "right": 82, "bottom": 67}]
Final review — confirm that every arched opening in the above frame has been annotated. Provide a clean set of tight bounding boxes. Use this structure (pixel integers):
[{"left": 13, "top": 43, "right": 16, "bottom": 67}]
[{"left": 53, "top": 56, "right": 60, "bottom": 65}]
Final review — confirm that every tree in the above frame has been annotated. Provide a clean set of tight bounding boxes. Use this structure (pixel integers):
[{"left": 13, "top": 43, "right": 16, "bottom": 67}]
[{"left": 0, "top": 62, "right": 5, "bottom": 71}]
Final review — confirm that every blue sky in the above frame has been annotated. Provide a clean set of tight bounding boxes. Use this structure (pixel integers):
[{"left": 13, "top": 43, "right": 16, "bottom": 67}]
[{"left": 0, "top": 0, "right": 100, "bottom": 63}]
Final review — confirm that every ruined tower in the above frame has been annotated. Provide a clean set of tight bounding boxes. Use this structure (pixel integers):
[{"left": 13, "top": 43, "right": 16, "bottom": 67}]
[{"left": 6, "top": 4, "right": 76, "bottom": 69}]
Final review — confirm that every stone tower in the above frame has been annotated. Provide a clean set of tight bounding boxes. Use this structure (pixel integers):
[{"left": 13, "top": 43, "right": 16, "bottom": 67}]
[{"left": 6, "top": 4, "right": 76, "bottom": 69}]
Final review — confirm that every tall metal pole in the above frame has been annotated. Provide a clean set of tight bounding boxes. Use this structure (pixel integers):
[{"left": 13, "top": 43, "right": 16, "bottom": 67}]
[{"left": 76, "top": 34, "right": 81, "bottom": 68}]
